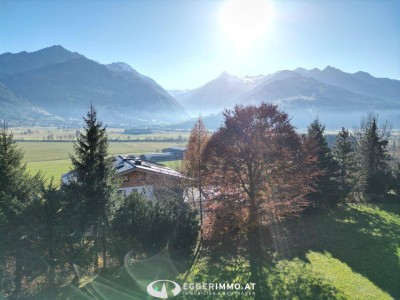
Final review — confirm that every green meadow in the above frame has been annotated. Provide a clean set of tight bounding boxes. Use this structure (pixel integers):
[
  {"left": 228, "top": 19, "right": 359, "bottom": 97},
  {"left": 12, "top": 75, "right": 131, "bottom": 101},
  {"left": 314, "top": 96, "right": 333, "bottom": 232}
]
[
  {"left": 49, "top": 203, "right": 399, "bottom": 300},
  {"left": 19, "top": 141, "right": 186, "bottom": 184},
  {"left": 12, "top": 127, "right": 190, "bottom": 141}
]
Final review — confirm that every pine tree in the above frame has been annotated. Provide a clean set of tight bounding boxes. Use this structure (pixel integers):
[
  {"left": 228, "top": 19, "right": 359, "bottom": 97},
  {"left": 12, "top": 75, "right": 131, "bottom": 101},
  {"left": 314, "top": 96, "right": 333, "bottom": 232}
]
[
  {"left": 306, "top": 119, "right": 338, "bottom": 207},
  {"left": 355, "top": 114, "right": 390, "bottom": 195},
  {"left": 69, "top": 104, "right": 119, "bottom": 270},
  {"left": 333, "top": 127, "right": 356, "bottom": 201},
  {"left": 390, "top": 163, "right": 400, "bottom": 197},
  {"left": 0, "top": 122, "right": 41, "bottom": 296},
  {"left": 31, "top": 181, "right": 66, "bottom": 297}
]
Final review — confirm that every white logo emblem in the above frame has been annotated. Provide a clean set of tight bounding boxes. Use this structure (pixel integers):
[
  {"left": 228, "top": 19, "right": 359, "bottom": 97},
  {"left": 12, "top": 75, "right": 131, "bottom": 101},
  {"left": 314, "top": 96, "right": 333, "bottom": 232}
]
[{"left": 147, "top": 280, "right": 181, "bottom": 299}]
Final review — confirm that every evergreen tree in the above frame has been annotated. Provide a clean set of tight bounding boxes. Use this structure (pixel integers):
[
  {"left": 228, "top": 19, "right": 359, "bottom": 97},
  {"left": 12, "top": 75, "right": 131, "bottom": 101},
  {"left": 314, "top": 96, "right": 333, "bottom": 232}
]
[
  {"left": 69, "top": 104, "right": 120, "bottom": 270},
  {"left": 110, "top": 192, "right": 199, "bottom": 269},
  {"left": 333, "top": 127, "right": 356, "bottom": 201},
  {"left": 390, "top": 163, "right": 400, "bottom": 197},
  {"left": 30, "top": 181, "right": 68, "bottom": 297},
  {"left": 306, "top": 119, "right": 338, "bottom": 207},
  {"left": 355, "top": 114, "right": 390, "bottom": 195},
  {"left": 0, "top": 122, "right": 41, "bottom": 297}
]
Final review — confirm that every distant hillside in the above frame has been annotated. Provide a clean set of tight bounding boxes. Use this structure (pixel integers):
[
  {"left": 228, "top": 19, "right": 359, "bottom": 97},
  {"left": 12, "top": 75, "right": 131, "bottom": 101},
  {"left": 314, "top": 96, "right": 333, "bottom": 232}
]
[
  {"left": 0, "top": 83, "right": 55, "bottom": 125},
  {"left": 175, "top": 71, "right": 263, "bottom": 116},
  {"left": 0, "top": 46, "right": 398, "bottom": 129},
  {"left": 294, "top": 66, "right": 400, "bottom": 104},
  {"left": 0, "top": 45, "right": 83, "bottom": 78},
  {"left": 238, "top": 71, "right": 388, "bottom": 110},
  {"left": 0, "top": 46, "right": 187, "bottom": 125},
  {"left": 176, "top": 68, "right": 400, "bottom": 129}
]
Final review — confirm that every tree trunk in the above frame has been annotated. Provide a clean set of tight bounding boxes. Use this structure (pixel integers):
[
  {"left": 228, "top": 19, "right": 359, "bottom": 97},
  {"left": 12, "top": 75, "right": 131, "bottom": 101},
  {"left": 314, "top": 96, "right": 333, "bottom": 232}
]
[
  {"left": 248, "top": 228, "right": 262, "bottom": 300},
  {"left": 14, "top": 251, "right": 22, "bottom": 298},
  {"left": 0, "top": 255, "right": 4, "bottom": 296},
  {"left": 247, "top": 188, "right": 266, "bottom": 300},
  {"left": 93, "top": 221, "right": 98, "bottom": 271},
  {"left": 48, "top": 227, "right": 56, "bottom": 296},
  {"left": 102, "top": 212, "right": 107, "bottom": 270}
]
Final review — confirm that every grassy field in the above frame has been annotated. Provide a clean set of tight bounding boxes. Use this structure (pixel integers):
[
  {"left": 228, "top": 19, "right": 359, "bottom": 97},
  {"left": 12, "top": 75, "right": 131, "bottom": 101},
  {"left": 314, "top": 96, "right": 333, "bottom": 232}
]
[
  {"left": 19, "top": 141, "right": 186, "bottom": 184},
  {"left": 46, "top": 203, "right": 399, "bottom": 300},
  {"left": 184, "top": 203, "right": 400, "bottom": 299},
  {"left": 11, "top": 127, "right": 190, "bottom": 141}
]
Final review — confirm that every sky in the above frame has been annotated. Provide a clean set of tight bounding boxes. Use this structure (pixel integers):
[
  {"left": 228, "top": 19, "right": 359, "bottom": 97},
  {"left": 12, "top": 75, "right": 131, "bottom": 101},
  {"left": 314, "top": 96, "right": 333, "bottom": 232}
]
[{"left": 1, "top": 0, "right": 400, "bottom": 89}]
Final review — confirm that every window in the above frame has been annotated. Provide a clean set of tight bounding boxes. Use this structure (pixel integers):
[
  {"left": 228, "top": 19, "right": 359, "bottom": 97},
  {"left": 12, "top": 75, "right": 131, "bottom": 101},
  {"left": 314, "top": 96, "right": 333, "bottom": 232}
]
[{"left": 122, "top": 175, "right": 129, "bottom": 182}]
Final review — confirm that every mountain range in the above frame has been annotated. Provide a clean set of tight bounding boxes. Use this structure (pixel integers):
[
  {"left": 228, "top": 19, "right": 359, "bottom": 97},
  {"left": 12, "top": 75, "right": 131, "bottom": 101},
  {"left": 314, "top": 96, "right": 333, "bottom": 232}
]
[
  {"left": 0, "top": 45, "right": 399, "bottom": 128},
  {"left": 175, "top": 67, "right": 400, "bottom": 129},
  {"left": 0, "top": 45, "right": 186, "bottom": 125}
]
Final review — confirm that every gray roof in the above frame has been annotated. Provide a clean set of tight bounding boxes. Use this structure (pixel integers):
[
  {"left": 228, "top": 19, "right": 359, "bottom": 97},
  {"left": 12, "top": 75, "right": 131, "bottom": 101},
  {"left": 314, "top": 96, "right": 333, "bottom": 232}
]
[
  {"left": 162, "top": 146, "right": 187, "bottom": 151},
  {"left": 114, "top": 156, "right": 182, "bottom": 178}
]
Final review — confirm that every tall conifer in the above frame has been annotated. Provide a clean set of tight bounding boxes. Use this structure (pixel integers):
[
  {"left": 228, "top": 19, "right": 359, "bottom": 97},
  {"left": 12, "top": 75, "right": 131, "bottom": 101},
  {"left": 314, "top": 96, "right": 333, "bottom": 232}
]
[
  {"left": 333, "top": 127, "right": 356, "bottom": 201},
  {"left": 355, "top": 114, "right": 390, "bottom": 195},
  {"left": 0, "top": 122, "right": 40, "bottom": 296},
  {"left": 306, "top": 119, "right": 338, "bottom": 206},
  {"left": 70, "top": 104, "right": 119, "bottom": 270}
]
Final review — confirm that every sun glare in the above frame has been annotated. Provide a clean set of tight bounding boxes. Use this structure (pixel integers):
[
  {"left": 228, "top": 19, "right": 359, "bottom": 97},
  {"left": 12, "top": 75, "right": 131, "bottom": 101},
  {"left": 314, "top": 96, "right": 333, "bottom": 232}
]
[{"left": 219, "top": 0, "right": 274, "bottom": 53}]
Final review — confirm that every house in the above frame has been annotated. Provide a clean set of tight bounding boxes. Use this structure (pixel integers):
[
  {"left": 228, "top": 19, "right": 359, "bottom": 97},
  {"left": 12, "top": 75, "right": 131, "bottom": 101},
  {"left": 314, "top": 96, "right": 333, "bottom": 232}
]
[
  {"left": 114, "top": 156, "right": 183, "bottom": 198},
  {"left": 139, "top": 152, "right": 176, "bottom": 162},
  {"left": 61, "top": 155, "right": 183, "bottom": 200},
  {"left": 140, "top": 146, "right": 187, "bottom": 162},
  {"left": 161, "top": 146, "right": 187, "bottom": 159}
]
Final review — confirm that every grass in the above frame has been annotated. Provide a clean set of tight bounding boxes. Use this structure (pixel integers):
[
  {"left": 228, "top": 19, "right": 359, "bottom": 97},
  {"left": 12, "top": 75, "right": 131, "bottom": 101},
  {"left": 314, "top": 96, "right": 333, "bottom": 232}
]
[
  {"left": 183, "top": 203, "right": 400, "bottom": 299},
  {"left": 11, "top": 127, "right": 190, "bottom": 141},
  {"left": 26, "top": 159, "right": 72, "bottom": 184},
  {"left": 162, "top": 160, "right": 183, "bottom": 170},
  {"left": 307, "top": 251, "right": 391, "bottom": 300},
  {"left": 27, "top": 203, "right": 399, "bottom": 299},
  {"left": 280, "top": 203, "right": 400, "bottom": 298}
]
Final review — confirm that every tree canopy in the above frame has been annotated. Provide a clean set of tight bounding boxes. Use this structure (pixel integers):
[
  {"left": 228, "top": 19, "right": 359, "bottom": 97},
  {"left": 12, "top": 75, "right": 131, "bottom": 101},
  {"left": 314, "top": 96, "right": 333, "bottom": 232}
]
[{"left": 202, "top": 103, "right": 319, "bottom": 299}]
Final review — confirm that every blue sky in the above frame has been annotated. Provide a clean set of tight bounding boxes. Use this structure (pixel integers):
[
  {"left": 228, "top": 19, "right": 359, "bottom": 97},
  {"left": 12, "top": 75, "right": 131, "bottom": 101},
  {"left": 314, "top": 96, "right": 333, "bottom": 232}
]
[{"left": 1, "top": 0, "right": 399, "bottom": 89}]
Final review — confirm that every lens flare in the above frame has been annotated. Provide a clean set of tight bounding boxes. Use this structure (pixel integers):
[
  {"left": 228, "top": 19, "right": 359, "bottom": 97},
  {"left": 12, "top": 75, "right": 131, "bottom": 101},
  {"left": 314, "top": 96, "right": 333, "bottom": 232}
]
[{"left": 219, "top": 0, "right": 274, "bottom": 53}]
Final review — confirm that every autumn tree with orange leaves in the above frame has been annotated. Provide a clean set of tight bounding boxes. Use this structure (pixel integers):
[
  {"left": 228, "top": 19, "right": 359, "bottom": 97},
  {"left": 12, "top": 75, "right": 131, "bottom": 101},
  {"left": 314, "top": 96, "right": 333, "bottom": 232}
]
[
  {"left": 183, "top": 117, "right": 210, "bottom": 237},
  {"left": 202, "top": 103, "right": 320, "bottom": 299}
]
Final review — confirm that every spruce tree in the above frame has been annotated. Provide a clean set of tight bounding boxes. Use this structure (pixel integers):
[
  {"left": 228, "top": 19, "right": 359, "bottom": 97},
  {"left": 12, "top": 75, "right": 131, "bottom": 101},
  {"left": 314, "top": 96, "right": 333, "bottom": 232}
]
[
  {"left": 355, "top": 114, "right": 390, "bottom": 195},
  {"left": 69, "top": 104, "right": 119, "bottom": 270},
  {"left": 0, "top": 122, "right": 41, "bottom": 296},
  {"left": 306, "top": 119, "right": 338, "bottom": 207},
  {"left": 333, "top": 127, "right": 356, "bottom": 201},
  {"left": 31, "top": 181, "right": 66, "bottom": 297},
  {"left": 390, "top": 163, "right": 400, "bottom": 197}
]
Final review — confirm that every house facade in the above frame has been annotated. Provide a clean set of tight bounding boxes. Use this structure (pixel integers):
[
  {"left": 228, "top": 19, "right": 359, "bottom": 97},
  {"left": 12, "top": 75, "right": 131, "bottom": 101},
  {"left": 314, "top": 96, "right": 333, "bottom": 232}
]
[
  {"left": 61, "top": 155, "right": 183, "bottom": 200},
  {"left": 114, "top": 155, "right": 183, "bottom": 199}
]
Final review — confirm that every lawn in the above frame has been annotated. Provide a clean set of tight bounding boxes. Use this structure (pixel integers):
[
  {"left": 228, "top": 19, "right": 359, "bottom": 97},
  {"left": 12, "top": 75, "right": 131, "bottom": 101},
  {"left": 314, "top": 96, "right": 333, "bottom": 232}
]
[
  {"left": 278, "top": 203, "right": 400, "bottom": 299},
  {"left": 181, "top": 203, "right": 400, "bottom": 299},
  {"left": 46, "top": 203, "right": 399, "bottom": 299}
]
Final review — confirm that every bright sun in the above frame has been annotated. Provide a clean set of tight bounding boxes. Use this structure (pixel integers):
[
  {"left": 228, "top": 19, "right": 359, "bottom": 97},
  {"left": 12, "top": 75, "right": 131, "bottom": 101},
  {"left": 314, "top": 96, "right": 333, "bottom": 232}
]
[{"left": 219, "top": 0, "right": 274, "bottom": 53}]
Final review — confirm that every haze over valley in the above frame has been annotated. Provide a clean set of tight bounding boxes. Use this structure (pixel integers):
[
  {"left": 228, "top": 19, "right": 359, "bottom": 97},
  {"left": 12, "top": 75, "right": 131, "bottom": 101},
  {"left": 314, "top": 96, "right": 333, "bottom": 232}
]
[{"left": 0, "top": 45, "right": 399, "bottom": 129}]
